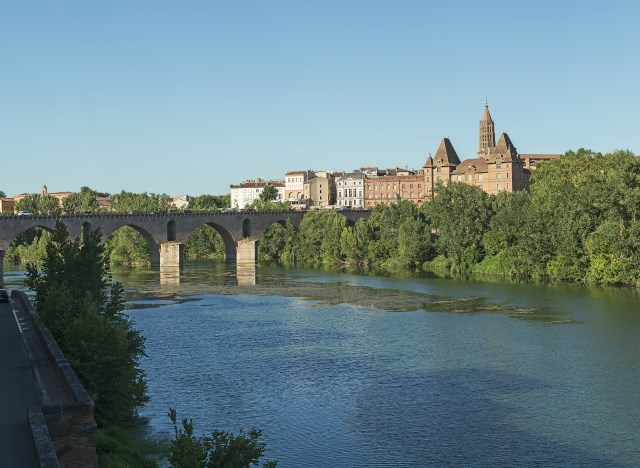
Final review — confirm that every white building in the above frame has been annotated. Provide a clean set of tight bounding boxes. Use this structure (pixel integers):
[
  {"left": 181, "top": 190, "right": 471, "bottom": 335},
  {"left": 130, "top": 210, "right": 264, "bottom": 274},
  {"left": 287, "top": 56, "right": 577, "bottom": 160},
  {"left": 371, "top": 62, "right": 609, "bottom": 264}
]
[
  {"left": 230, "top": 179, "right": 284, "bottom": 209},
  {"left": 336, "top": 172, "right": 366, "bottom": 207},
  {"left": 171, "top": 195, "right": 192, "bottom": 209}
]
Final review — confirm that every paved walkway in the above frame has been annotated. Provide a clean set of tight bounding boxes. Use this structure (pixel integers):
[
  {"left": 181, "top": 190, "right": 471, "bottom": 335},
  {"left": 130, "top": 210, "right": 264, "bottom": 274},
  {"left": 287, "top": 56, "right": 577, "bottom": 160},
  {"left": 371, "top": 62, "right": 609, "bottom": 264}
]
[{"left": 0, "top": 296, "right": 41, "bottom": 467}]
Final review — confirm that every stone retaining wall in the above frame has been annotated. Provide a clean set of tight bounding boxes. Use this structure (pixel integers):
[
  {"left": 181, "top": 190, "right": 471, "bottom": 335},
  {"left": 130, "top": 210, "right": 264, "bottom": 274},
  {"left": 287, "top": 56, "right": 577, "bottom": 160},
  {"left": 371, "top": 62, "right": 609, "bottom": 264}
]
[{"left": 13, "top": 291, "right": 98, "bottom": 467}]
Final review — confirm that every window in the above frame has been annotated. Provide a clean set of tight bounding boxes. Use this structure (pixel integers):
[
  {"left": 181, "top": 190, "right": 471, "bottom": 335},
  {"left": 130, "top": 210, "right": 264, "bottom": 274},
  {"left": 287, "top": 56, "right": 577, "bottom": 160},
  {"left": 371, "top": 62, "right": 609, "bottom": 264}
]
[
  {"left": 410, "top": 184, "right": 413, "bottom": 189},
  {"left": 418, "top": 191, "right": 422, "bottom": 198},
  {"left": 410, "top": 192, "right": 414, "bottom": 198},
  {"left": 497, "top": 183, "right": 502, "bottom": 191},
  {"left": 418, "top": 184, "right": 421, "bottom": 188},
  {"left": 496, "top": 164, "right": 502, "bottom": 169},
  {"left": 436, "top": 167, "right": 441, "bottom": 173},
  {"left": 497, "top": 173, "right": 502, "bottom": 180},
  {"left": 457, "top": 175, "right": 462, "bottom": 182},
  {"left": 478, "top": 174, "right": 483, "bottom": 181},
  {"left": 467, "top": 174, "right": 472, "bottom": 181},
  {"left": 402, "top": 184, "right": 406, "bottom": 189},
  {"left": 437, "top": 176, "right": 442, "bottom": 182}
]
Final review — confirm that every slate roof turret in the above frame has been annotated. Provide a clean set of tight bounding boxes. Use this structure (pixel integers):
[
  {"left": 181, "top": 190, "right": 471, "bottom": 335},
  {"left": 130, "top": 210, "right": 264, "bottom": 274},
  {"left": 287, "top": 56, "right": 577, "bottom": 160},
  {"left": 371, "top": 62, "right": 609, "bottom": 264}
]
[
  {"left": 494, "top": 133, "right": 518, "bottom": 159},
  {"left": 433, "top": 138, "right": 461, "bottom": 167}
]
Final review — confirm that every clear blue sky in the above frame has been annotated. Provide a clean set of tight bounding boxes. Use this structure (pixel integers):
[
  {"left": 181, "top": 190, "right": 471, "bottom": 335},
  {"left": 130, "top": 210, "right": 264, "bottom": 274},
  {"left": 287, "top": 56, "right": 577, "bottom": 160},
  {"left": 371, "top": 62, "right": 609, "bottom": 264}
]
[{"left": 1, "top": 1, "right": 638, "bottom": 197}]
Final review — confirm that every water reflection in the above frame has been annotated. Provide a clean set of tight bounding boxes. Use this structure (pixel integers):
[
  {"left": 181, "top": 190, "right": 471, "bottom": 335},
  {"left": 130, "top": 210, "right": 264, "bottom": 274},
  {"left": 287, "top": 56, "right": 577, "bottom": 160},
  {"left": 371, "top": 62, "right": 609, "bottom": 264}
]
[
  {"left": 159, "top": 267, "right": 180, "bottom": 285},
  {"left": 236, "top": 263, "right": 257, "bottom": 286}
]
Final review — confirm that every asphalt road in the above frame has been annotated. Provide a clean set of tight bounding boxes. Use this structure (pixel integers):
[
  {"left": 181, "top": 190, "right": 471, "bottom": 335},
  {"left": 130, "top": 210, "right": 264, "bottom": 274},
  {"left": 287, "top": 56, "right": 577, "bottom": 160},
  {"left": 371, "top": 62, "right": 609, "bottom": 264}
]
[{"left": 0, "top": 296, "right": 41, "bottom": 467}]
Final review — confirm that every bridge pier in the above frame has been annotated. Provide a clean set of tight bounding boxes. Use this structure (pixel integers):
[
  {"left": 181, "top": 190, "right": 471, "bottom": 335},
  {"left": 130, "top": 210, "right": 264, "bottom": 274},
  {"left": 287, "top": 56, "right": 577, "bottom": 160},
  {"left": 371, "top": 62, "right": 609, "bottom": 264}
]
[
  {"left": 159, "top": 242, "right": 184, "bottom": 268},
  {"left": 236, "top": 239, "right": 258, "bottom": 264}
]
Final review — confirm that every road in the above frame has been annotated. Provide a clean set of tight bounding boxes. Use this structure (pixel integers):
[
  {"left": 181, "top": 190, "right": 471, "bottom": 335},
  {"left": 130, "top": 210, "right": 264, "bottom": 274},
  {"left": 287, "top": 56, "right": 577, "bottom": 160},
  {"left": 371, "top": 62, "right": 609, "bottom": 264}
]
[{"left": 0, "top": 295, "right": 41, "bottom": 467}]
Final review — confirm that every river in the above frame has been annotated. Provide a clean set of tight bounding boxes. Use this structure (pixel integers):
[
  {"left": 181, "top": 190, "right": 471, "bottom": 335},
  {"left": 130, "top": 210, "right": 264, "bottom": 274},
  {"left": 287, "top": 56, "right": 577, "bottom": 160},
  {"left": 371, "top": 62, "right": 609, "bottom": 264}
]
[{"left": 4, "top": 262, "right": 640, "bottom": 466}]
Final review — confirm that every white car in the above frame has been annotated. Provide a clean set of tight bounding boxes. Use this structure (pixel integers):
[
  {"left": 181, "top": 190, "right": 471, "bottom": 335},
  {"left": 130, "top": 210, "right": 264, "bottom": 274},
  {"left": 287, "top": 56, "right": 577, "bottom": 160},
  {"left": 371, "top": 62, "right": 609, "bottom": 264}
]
[{"left": 18, "top": 211, "right": 34, "bottom": 216}]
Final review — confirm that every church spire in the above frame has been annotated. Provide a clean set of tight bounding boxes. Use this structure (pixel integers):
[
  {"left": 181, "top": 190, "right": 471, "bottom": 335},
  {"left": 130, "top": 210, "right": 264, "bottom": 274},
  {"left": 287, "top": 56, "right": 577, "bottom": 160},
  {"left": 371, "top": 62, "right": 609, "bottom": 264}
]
[{"left": 478, "top": 100, "right": 495, "bottom": 157}]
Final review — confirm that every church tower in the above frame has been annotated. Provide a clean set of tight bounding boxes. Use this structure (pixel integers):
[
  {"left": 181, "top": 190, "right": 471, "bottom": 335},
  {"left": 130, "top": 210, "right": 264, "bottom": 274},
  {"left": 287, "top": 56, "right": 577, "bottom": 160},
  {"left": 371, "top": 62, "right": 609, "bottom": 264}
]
[{"left": 478, "top": 100, "right": 495, "bottom": 158}]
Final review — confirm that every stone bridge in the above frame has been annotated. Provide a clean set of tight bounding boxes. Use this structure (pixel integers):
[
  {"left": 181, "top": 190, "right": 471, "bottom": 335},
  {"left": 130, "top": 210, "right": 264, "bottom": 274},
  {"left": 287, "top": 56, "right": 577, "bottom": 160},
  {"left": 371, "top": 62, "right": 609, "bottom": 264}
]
[{"left": 0, "top": 210, "right": 370, "bottom": 275}]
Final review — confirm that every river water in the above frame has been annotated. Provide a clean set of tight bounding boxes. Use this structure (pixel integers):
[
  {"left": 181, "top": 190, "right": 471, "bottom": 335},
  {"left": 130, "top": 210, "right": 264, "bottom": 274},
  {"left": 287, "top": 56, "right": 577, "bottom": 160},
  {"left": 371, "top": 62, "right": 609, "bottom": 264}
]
[{"left": 4, "top": 262, "right": 640, "bottom": 466}]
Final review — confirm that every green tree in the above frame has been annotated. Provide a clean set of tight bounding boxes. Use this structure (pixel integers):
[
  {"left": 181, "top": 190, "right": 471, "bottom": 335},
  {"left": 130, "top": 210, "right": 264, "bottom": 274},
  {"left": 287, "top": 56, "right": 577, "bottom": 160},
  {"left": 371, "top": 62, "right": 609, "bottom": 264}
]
[
  {"left": 186, "top": 225, "right": 226, "bottom": 260},
  {"left": 25, "top": 220, "right": 148, "bottom": 425},
  {"left": 0, "top": 190, "right": 6, "bottom": 198},
  {"left": 258, "top": 220, "right": 298, "bottom": 264},
  {"left": 423, "top": 182, "right": 492, "bottom": 273},
  {"left": 111, "top": 191, "right": 173, "bottom": 214},
  {"left": 297, "top": 210, "right": 346, "bottom": 264},
  {"left": 585, "top": 218, "right": 640, "bottom": 286},
  {"left": 15, "top": 193, "right": 62, "bottom": 215},
  {"left": 367, "top": 200, "right": 426, "bottom": 267},
  {"left": 246, "top": 200, "right": 291, "bottom": 212},
  {"left": 15, "top": 194, "right": 40, "bottom": 213},
  {"left": 63, "top": 186, "right": 101, "bottom": 214},
  {"left": 104, "top": 227, "right": 151, "bottom": 267},
  {"left": 396, "top": 217, "right": 432, "bottom": 268},
  {"left": 340, "top": 219, "right": 372, "bottom": 267},
  {"left": 189, "top": 195, "right": 229, "bottom": 211},
  {"left": 259, "top": 184, "right": 279, "bottom": 202},
  {"left": 167, "top": 408, "right": 277, "bottom": 468},
  {"left": 4, "top": 227, "right": 52, "bottom": 265}
]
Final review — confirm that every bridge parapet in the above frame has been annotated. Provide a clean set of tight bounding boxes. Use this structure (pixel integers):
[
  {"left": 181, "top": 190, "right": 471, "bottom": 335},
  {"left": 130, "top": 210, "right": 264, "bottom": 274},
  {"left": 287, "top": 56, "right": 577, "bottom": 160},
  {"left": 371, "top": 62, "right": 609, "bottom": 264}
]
[{"left": 0, "top": 210, "right": 370, "bottom": 269}]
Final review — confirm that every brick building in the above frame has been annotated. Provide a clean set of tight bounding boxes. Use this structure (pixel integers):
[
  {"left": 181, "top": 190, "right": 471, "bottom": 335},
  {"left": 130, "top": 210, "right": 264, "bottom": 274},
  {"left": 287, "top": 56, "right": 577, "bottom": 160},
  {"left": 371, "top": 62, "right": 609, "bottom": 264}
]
[
  {"left": 424, "top": 102, "right": 559, "bottom": 197},
  {"left": 364, "top": 169, "right": 425, "bottom": 208},
  {"left": 0, "top": 197, "right": 15, "bottom": 214}
]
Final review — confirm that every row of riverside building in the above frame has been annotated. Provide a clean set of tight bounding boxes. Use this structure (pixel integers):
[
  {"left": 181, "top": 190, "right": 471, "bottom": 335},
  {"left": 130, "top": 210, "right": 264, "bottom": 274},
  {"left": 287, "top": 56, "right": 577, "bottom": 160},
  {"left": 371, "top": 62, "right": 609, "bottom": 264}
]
[{"left": 230, "top": 103, "right": 561, "bottom": 210}]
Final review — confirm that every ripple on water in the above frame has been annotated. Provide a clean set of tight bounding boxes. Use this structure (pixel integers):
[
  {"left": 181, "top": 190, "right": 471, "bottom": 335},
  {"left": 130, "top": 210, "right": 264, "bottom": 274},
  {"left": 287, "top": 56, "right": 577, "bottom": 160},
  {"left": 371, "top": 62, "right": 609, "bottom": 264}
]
[{"left": 125, "top": 289, "right": 638, "bottom": 467}]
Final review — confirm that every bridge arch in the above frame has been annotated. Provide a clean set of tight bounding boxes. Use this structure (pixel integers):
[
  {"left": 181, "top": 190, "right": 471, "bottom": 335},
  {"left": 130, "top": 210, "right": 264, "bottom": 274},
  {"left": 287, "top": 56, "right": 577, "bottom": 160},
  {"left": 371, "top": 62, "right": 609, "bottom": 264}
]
[
  {"left": 5, "top": 224, "right": 56, "bottom": 248},
  {"left": 202, "top": 222, "right": 238, "bottom": 262},
  {"left": 102, "top": 223, "right": 161, "bottom": 267}
]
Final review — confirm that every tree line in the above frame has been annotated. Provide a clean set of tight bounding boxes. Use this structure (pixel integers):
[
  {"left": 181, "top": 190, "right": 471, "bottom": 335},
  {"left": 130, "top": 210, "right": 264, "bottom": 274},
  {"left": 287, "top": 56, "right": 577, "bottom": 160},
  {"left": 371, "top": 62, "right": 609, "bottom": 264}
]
[
  {"left": 6, "top": 149, "right": 640, "bottom": 287},
  {"left": 6, "top": 187, "right": 231, "bottom": 216},
  {"left": 259, "top": 149, "right": 640, "bottom": 287}
]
